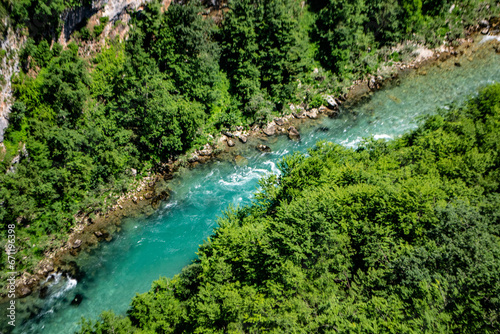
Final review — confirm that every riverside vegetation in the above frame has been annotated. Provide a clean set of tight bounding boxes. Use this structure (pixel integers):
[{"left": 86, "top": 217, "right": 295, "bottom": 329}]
[
  {"left": 78, "top": 83, "right": 500, "bottom": 333},
  {"left": 0, "top": 0, "right": 498, "bottom": 317}
]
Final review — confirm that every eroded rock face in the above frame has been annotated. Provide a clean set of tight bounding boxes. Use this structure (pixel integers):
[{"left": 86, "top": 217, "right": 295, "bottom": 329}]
[
  {"left": 263, "top": 124, "right": 277, "bottom": 136},
  {"left": 72, "top": 239, "right": 82, "bottom": 249},
  {"left": 306, "top": 108, "right": 319, "bottom": 119},
  {"left": 234, "top": 155, "right": 248, "bottom": 166}
]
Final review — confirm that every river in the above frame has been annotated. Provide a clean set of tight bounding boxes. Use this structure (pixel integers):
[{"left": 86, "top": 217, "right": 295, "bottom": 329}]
[{"left": 3, "top": 39, "right": 499, "bottom": 334}]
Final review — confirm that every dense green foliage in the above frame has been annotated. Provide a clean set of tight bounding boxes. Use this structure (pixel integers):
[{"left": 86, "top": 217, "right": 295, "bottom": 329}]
[
  {"left": 312, "top": 0, "right": 499, "bottom": 75},
  {"left": 79, "top": 84, "right": 500, "bottom": 333},
  {"left": 1, "top": 0, "right": 498, "bottom": 296}
]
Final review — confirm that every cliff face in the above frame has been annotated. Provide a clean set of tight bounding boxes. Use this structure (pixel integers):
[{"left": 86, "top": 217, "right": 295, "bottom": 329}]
[{"left": 0, "top": 29, "right": 23, "bottom": 143}]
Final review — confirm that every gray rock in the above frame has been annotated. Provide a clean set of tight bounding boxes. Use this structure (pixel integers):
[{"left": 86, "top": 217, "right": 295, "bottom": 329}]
[
  {"left": 288, "top": 126, "right": 300, "bottom": 141},
  {"left": 326, "top": 95, "right": 338, "bottom": 109},
  {"left": 325, "top": 108, "right": 339, "bottom": 118},
  {"left": 368, "top": 77, "right": 377, "bottom": 90},
  {"left": 263, "top": 124, "right": 277, "bottom": 136},
  {"left": 227, "top": 139, "right": 235, "bottom": 147},
  {"left": 198, "top": 146, "right": 213, "bottom": 156},
  {"left": 73, "top": 239, "right": 82, "bottom": 249},
  {"left": 238, "top": 135, "right": 247, "bottom": 143}
]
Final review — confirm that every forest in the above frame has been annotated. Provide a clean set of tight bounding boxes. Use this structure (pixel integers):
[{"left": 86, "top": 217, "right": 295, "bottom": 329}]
[
  {"left": 0, "top": 0, "right": 499, "bottom": 313},
  {"left": 77, "top": 83, "right": 500, "bottom": 333}
]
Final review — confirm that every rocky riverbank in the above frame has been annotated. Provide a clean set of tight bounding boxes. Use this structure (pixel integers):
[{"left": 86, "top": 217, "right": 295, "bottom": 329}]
[{"left": 6, "top": 26, "right": 500, "bottom": 302}]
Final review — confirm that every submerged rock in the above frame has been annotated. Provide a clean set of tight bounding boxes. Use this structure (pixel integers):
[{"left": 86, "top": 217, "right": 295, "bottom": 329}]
[
  {"left": 326, "top": 95, "right": 338, "bottom": 109},
  {"left": 388, "top": 95, "right": 401, "bottom": 104},
  {"left": 288, "top": 126, "right": 300, "bottom": 141},
  {"left": 71, "top": 293, "right": 84, "bottom": 306},
  {"left": 307, "top": 108, "right": 319, "bottom": 119},
  {"left": 274, "top": 118, "right": 285, "bottom": 126},
  {"left": 257, "top": 144, "right": 271, "bottom": 152}
]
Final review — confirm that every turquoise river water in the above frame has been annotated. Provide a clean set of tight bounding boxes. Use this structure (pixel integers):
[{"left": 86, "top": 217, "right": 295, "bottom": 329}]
[{"left": 2, "top": 40, "right": 499, "bottom": 333}]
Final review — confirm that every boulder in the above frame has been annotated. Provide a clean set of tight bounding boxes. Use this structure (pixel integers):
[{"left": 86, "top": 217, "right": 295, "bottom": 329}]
[
  {"left": 368, "top": 77, "right": 377, "bottom": 90},
  {"left": 72, "top": 239, "right": 82, "bottom": 249},
  {"left": 94, "top": 231, "right": 103, "bottom": 238},
  {"left": 71, "top": 293, "right": 84, "bottom": 306},
  {"left": 288, "top": 126, "right": 300, "bottom": 141},
  {"left": 227, "top": 139, "right": 235, "bottom": 147},
  {"left": 238, "top": 135, "right": 247, "bottom": 143},
  {"left": 307, "top": 108, "right": 319, "bottom": 119},
  {"left": 257, "top": 144, "right": 271, "bottom": 152},
  {"left": 263, "top": 124, "right": 277, "bottom": 136},
  {"left": 274, "top": 118, "right": 285, "bottom": 126},
  {"left": 325, "top": 95, "right": 338, "bottom": 109}
]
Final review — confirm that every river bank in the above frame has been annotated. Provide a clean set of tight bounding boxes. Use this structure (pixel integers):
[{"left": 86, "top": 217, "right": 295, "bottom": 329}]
[{"left": 5, "top": 27, "right": 500, "bottom": 303}]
